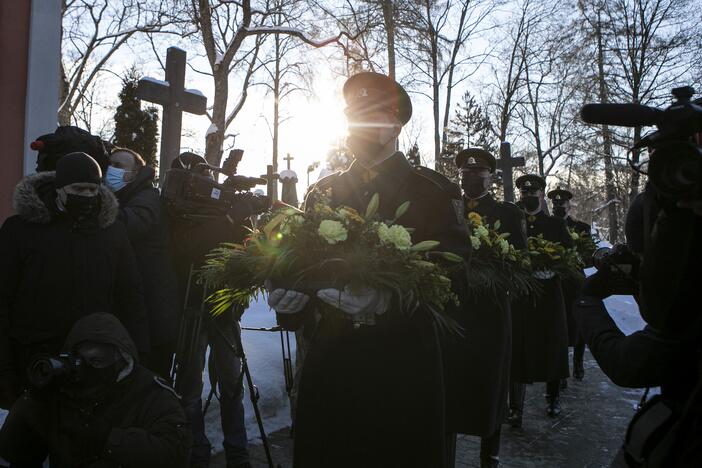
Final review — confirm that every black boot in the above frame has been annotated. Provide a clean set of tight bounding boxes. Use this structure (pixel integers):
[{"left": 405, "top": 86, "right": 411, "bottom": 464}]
[
  {"left": 560, "top": 378, "right": 568, "bottom": 390},
  {"left": 573, "top": 342, "right": 585, "bottom": 380},
  {"left": 507, "top": 383, "right": 525, "bottom": 428},
  {"left": 546, "top": 380, "right": 561, "bottom": 417},
  {"left": 480, "top": 428, "right": 501, "bottom": 467}
]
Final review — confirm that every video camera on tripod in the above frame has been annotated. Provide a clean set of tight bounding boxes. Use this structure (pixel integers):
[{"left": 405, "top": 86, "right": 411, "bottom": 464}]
[
  {"left": 581, "top": 86, "right": 702, "bottom": 201},
  {"left": 161, "top": 149, "right": 270, "bottom": 220}
]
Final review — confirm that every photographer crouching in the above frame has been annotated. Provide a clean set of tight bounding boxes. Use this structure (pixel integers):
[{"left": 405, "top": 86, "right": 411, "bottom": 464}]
[
  {"left": 164, "top": 150, "right": 269, "bottom": 468},
  {"left": 576, "top": 87, "right": 702, "bottom": 466},
  {"left": 0, "top": 312, "right": 191, "bottom": 467}
]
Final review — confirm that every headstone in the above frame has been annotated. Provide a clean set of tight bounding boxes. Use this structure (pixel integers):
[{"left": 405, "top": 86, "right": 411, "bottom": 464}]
[
  {"left": 279, "top": 153, "right": 298, "bottom": 207},
  {"left": 137, "top": 47, "right": 207, "bottom": 170},
  {"left": 496, "top": 141, "right": 525, "bottom": 203},
  {"left": 261, "top": 165, "right": 280, "bottom": 203}
]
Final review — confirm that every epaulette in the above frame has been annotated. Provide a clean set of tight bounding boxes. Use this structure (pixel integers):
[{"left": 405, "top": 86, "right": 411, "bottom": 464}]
[
  {"left": 153, "top": 376, "right": 181, "bottom": 400},
  {"left": 413, "top": 166, "right": 461, "bottom": 198}
]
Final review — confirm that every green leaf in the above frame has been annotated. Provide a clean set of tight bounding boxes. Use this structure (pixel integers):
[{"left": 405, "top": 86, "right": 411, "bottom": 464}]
[
  {"left": 394, "top": 201, "right": 411, "bottom": 220},
  {"left": 439, "top": 251, "right": 464, "bottom": 263},
  {"left": 365, "top": 193, "right": 380, "bottom": 220},
  {"left": 494, "top": 220, "right": 501, "bottom": 230},
  {"left": 263, "top": 212, "right": 287, "bottom": 238},
  {"left": 410, "top": 240, "right": 441, "bottom": 252}
]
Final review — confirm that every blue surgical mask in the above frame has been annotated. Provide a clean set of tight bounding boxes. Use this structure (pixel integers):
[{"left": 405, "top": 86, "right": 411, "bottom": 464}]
[{"left": 105, "top": 166, "right": 128, "bottom": 192}]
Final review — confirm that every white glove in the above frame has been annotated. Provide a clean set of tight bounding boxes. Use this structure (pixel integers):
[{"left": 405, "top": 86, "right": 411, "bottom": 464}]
[
  {"left": 267, "top": 289, "right": 310, "bottom": 314},
  {"left": 316, "top": 286, "right": 391, "bottom": 317},
  {"left": 533, "top": 270, "right": 555, "bottom": 280}
]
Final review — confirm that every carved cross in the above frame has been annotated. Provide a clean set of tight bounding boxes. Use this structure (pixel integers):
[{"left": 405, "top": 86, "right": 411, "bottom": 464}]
[
  {"left": 496, "top": 141, "right": 525, "bottom": 203},
  {"left": 136, "top": 47, "right": 207, "bottom": 170},
  {"left": 284, "top": 153, "right": 294, "bottom": 171}
]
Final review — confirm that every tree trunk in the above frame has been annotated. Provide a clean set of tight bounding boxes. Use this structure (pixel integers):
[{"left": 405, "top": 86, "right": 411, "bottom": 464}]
[
  {"left": 595, "top": 11, "right": 619, "bottom": 243},
  {"left": 271, "top": 31, "right": 281, "bottom": 201},
  {"left": 206, "top": 67, "right": 228, "bottom": 166},
  {"left": 381, "top": 1, "right": 396, "bottom": 79}
]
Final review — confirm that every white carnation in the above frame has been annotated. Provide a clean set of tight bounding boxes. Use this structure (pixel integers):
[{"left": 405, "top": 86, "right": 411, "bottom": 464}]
[
  {"left": 318, "top": 219, "right": 348, "bottom": 244},
  {"left": 378, "top": 223, "right": 412, "bottom": 250},
  {"left": 470, "top": 235, "right": 481, "bottom": 250},
  {"left": 498, "top": 238, "right": 510, "bottom": 255}
]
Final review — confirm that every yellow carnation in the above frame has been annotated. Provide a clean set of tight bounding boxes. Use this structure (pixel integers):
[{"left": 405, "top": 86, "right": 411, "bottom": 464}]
[{"left": 468, "top": 211, "right": 483, "bottom": 226}]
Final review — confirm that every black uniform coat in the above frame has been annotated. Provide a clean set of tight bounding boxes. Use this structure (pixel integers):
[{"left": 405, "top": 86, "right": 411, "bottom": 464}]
[
  {"left": 444, "top": 194, "right": 526, "bottom": 436},
  {"left": 511, "top": 210, "right": 572, "bottom": 383},
  {"left": 0, "top": 172, "right": 149, "bottom": 407},
  {"left": 562, "top": 216, "right": 591, "bottom": 345},
  {"left": 279, "top": 152, "right": 470, "bottom": 468},
  {"left": 0, "top": 312, "right": 191, "bottom": 467},
  {"left": 115, "top": 166, "right": 180, "bottom": 348}
]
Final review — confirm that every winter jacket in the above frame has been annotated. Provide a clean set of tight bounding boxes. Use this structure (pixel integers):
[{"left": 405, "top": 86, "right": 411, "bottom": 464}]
[
  {"left": 114, "top": 166, "right": 180, "bottom": 348},
  {"left": 0, "top": 172, "right": 149, "bottom": 407},
  {"left": 0, "top": 312, "right": 191, "bottom": 467}
]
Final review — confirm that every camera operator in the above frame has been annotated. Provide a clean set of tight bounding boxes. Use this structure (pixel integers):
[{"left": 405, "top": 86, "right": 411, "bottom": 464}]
[
  {"left": 0, "top": 153, "right": 149, "bottom": 410},
  {"left": 167, "top": 152, "right": 263, "bottom": 468},
  {"left": 31, "top": 125, "right": 113, "bottom": 173},
  {"left": 0, "top": 312, "right": 191, "bottom": 467},
  {"left": 105, "top": 148, "right": 180, "bottom": 378}
]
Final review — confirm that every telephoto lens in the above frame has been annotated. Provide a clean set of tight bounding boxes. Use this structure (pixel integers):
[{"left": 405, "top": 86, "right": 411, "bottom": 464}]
[{"left": 26, "top": 353, "right": 83, "bottom": 388}]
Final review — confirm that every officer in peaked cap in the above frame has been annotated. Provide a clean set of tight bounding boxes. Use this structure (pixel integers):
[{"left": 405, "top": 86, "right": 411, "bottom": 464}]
[
  {"left": 446, "top": 148, "right": 527, "bottom": 468},
  {"left": 267, "top": 71, "right": 470, "bottom": 467},
  {"left": 547, "top": 186, "right": 592, "bottom": 382},
  {"left": 509, "top": 173, "right": 573, "bottom": 424}
]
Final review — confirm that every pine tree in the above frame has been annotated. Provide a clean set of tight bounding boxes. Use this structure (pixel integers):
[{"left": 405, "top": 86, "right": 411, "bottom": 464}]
[
  {"left": 113, "top": 67, "right": 159, "bottom": 167},
  {"left": 438, "top": 91, "right": 497, "bottom": 180}
]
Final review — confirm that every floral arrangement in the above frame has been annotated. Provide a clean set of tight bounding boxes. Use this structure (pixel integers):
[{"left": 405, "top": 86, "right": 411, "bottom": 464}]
[
  {"left": 569, "top": 228, "right": 597, "bottom": 267},
  {"left": 465, "top": 211, "right": 537, "bottom": 299},
  {"left": 527, "top": 234, "right": 584, "bottom": 280},
  {"left": 200, "top": 194, "right": 463, "bottom": 326}
]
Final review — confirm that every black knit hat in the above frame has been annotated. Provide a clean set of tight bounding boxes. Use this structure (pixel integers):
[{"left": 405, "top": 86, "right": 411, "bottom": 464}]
[{"left": 54, "top": 152, "right": 102, "bottom": 189}]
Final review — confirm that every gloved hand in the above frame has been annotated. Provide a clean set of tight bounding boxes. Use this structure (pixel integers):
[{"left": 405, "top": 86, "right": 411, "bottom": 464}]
[
  {"left": 267, "top": 288, "right": 310, "bottom": 314},
  {"left": 316, "top": 286, "right": 391, "bottom": 317}
]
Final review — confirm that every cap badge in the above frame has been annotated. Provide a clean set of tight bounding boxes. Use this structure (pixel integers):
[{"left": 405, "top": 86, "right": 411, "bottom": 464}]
[
  {"left": 524, "top": 180, "right": 532, "bottom": 187},
  {"left": 467, "top": 157, "right": 476, "bottom": 165},
  {"left": 357, "top": 87, "right": 369, "bottom": 98}
]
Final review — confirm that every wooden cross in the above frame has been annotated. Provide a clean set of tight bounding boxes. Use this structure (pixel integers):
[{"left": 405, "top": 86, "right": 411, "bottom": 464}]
[
  {"left": 496, "top": 141, "right": 525, "bottom": 203},
  {"left": 136, "top": 47, "right": 207, "bottom": 170},
  {"left": 284, "top": 153, "right": 294, "bottom": 170}
]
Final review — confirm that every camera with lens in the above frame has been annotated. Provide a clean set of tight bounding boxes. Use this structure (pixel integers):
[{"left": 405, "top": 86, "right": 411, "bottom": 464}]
[
  {"left": 581, "top": 86, "right": 702, "bottom": 202},
  {"left": 591, "top": 244, "right": 640, "bottom": 294},
  {"left": 26, "top": 353, "right": 83, "bottom": 389},
  {"left": 161, "top": 149, "right": 270, "bottom": 220}
]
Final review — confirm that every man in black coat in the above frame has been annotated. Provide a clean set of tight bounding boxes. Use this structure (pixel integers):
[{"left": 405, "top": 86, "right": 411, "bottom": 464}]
[
  {"left": 509, "top": 174, "right": 572, "bottom": 424},
  {"left": 267, "top": 72, "right": 471, "bottom": 468},
  {"left": 548, "top": 187, "right": 592, "bottom": 382},
  {"left": 0, "top": 312, "right": 191, "bottom": 467},
  {"left": 0, "top": 153, "right": 149, "bottom": 409},
  {"left": 105, "top": 148, "right": 180, "bottom": 377},
  {"left": 444, "top": 148, "right": 527, "bottom": 468}
]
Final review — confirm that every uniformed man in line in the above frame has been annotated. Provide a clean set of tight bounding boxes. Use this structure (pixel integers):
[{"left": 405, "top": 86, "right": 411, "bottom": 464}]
[
  {"left": 548, "top": 187, "right": 592, "bottom": 383},
  {"left": 508, "top": 175, "right": 573, "bottom": 424},
  {"left": 444, "top": 148, "right": 527, "bottom": 468},
  {"left": 266, "top": 72, "right": 471, "bottom": 468}
]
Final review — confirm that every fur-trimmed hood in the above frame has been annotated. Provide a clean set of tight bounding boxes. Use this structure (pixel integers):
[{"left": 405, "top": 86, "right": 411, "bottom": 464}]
[{"left": 12, "top": 171, "right": 119, "bottom": 228}]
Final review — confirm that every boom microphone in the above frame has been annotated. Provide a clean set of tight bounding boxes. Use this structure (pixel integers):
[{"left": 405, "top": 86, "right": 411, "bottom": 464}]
[{"left": 580, "top": 103, "right": 663, "bottom": 127}]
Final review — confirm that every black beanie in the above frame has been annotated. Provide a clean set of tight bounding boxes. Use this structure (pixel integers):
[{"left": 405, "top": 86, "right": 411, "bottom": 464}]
[{"left": 54, "top": 152, "right": 103, "bottom": 189}]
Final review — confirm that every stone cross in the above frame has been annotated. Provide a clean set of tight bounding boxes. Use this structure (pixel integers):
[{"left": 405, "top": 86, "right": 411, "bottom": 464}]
[
  {"left": 284, "top": 153, "right": 294, "bottom": 170},
  {"left": 261, "top": 164, "right": 280, "bottom": 202},
  {"left": 137, "top": 47, "right": 207, "bottom": 170},
  {"left": 496, "top": 141, "right": 525, "bottom": 203}
]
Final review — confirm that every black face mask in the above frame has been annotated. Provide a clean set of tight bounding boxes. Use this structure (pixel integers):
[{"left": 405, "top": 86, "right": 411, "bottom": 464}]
[
  {"left": 461, "top": 174, "right": 489, "bottom": 199},
  {"left": 553, "top": 205, "right": 567, "bottom": 218},
  {"left": 64, "top": 193, "right": 101, "bottom": 220},
  {"left": 522, "top": 196, "right": 541, "bottom": 212}
]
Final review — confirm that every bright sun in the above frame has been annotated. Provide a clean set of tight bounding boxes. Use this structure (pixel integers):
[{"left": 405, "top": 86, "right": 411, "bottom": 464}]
[{"left": 278, "top": 84, "right": 348, "bottom": 185}]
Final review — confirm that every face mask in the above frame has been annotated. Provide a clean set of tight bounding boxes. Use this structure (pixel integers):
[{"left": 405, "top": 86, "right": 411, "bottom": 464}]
[
  {"left": 523, "top": 195, "right": 541, "bottom": 212},
  {"left": 105, "top": 166, "right": 128, "bottom": 192},
  {"left": 553, "top": 205, "right": 567, "bottom": 218},
  {"left": 65, "top": 193, "right": 101, "bottom": 220},
  {"left": 347, "top": 124, "right": 394, "bottom": 167},
  {"left": 461, "top": 174, "right": 489, "bottom": 199}
]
